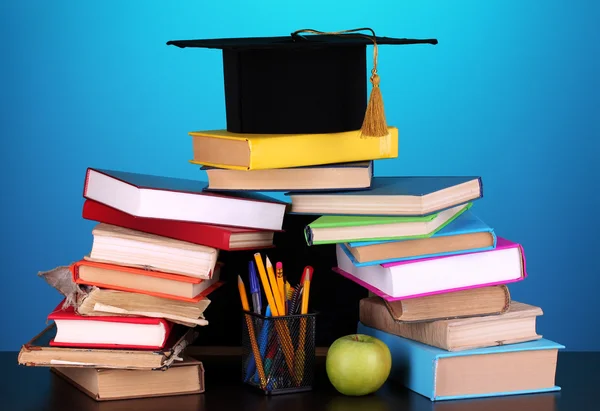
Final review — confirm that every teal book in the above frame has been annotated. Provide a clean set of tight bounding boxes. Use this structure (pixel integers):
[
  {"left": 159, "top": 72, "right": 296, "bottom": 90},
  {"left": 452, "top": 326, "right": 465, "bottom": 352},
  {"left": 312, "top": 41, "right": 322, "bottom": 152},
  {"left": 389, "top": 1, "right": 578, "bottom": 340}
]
[
  {"left": 358, "top": 323, "right": 564, "bottom": 401},
  {"left": 288, "top": 176, "right": 483, "bottom": 217},
  {"left": 344, "top": 209, "right": 496, "bottom": 266}
]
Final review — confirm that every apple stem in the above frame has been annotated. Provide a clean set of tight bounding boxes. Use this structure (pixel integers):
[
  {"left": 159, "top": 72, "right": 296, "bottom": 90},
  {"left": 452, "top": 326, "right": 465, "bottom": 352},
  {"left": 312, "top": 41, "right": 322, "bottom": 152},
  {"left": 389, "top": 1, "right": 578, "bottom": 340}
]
[{"left": 353, "top": 335, "right": 359, "bottom": 342}]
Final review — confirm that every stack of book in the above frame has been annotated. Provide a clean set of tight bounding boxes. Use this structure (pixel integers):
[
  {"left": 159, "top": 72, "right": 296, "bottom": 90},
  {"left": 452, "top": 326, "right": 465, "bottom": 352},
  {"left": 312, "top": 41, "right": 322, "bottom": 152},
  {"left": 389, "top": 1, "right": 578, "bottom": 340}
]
[
  {"left": 297, "top": 179, "right": 566, "bottom": 400},
  {"left": 18, "top": 168, "right": 287, "bottom": 401}
]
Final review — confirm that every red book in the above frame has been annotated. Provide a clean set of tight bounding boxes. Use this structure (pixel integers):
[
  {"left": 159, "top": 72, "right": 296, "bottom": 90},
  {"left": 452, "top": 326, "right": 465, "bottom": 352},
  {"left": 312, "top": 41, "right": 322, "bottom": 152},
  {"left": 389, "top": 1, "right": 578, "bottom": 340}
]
[
  {"left": 47, "top": 301, "right": 174, "bottom": 350},
  {"left": 82, "top": 167, "right": 287, "bottom": 231},
  {"left": 82, "top": 200, "right": 275, "bottom": 251}
]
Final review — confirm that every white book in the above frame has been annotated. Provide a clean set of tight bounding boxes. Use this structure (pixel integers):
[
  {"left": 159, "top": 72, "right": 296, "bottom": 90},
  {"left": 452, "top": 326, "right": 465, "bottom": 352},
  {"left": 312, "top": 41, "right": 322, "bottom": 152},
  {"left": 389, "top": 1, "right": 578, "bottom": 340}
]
[{"left": 335, "top": 237, "right": 526, "bottom": 299}]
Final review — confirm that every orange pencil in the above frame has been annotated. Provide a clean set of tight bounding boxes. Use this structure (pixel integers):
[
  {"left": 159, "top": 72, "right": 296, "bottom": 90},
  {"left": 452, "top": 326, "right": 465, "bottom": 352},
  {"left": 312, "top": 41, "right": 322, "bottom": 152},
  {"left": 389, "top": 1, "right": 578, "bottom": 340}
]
[{"left": 238, "top": 275, "right": 266, "bottom": 388}]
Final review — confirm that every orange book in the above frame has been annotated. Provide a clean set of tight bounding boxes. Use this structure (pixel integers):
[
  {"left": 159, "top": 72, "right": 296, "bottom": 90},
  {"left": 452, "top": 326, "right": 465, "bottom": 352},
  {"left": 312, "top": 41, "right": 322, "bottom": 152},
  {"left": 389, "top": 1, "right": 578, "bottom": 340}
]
[{"left": 71, "top": 260, "right": 223, "bottom": 303}]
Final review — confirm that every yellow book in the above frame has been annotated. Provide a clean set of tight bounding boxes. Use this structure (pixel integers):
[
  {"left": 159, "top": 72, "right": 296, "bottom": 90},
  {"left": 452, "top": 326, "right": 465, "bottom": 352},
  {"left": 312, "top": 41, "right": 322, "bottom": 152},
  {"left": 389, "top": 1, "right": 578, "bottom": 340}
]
[{"left": 188, "top": 127, "right": 398, "bottom": 170}]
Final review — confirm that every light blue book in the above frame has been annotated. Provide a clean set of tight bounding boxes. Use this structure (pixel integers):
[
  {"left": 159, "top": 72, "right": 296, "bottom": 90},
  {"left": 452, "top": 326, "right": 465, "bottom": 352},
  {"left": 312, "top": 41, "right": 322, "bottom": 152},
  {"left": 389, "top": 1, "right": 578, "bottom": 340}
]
[
  {"left": 357, "top": 322, "right": 565, "bottom": 401},
  {"left": 345, "top": 210, "right": 497, "bottom": 266}
]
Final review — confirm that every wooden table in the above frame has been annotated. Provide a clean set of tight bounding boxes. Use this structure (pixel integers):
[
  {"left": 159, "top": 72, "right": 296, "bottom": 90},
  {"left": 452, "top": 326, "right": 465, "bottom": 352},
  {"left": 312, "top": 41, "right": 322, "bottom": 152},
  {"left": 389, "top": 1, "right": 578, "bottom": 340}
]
[{"left": 2, "top": 351, "right": 596, "bottom": 410}]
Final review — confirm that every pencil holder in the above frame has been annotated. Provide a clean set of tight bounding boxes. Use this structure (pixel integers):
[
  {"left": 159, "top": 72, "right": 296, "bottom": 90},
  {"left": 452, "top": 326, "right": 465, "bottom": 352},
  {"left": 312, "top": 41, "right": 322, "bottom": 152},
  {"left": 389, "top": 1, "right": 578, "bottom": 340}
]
[{"left": 241, "top": 310, "right": 316, "bottom": 395}]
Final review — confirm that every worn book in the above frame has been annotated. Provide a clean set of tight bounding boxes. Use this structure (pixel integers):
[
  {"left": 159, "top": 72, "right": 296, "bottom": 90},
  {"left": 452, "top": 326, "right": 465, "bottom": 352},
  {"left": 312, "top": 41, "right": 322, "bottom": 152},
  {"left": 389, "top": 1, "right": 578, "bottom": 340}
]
[
  {"left": 51, "top": 356, "right": 204, "bottom": 401},
  {"left": 287, "top": 176, "right": 483, "bottom": 216},
  {"left": 343, "top": 209, "right": 496, "bottom": 265},
  {"left": 378, "top": 285, "right": 510, "bottom": 323},
  {"left": 188, "top": 128, "right": 398, "bottom": 170},
  {"left": 88, "top": 223, "right": 219, "bottom": 279},
  {"left": 18, "top": 323, "right": 197, "bottom": 370},
  {"left": 304, "top": 203, "right": 471, "bottom": 246},
  {"left": 83, "top": 168, "right": 286, "bottom": 231},
  {"left": 358, "top": 322, "right": 563, "bottom": 401},
  {"left": 335, "top": 237, "right": 526, "bottom": 300},
  {"left": 83, "top": 199, "right": 275, "bottom": 251},
  {"left": 76, "top": 287, "right": 211, "bottom": 327},
  {"left": 202, "top": 161, "right": 373, "bottom": 191},
  {"left": 359, "top": 297, "right": 542, "bottom": 351}
]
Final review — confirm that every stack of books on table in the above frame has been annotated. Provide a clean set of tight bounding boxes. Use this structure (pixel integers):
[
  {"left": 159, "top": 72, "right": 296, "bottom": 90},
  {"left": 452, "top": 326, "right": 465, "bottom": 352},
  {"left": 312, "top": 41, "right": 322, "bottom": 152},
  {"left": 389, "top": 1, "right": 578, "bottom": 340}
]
[
  {"left": 18, "top": 167, "right": 287, "bottom": 401},
  {"left": 298, "top": 176, "right": 566, "bottom": 401}
]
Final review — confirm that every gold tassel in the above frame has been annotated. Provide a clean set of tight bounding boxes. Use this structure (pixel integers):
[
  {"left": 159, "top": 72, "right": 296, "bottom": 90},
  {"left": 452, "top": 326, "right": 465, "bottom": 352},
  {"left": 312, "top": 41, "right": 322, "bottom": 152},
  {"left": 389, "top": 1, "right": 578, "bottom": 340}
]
[
  {"left": 291, "top": 28, "right": 388, "bottom": 138},
  {"left": 360, "top": 66, "right": 388, "bottom": 138}
]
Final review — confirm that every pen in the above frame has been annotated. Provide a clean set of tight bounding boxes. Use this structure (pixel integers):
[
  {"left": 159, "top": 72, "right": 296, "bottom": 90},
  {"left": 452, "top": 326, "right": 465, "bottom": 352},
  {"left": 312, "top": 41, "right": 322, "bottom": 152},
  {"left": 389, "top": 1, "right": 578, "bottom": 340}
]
[
  {"left": 237, "top": 275, "right": 266, "bottom": 388},
  {"left": 249, "top": 260, "right": 261, "bottom": 315}
]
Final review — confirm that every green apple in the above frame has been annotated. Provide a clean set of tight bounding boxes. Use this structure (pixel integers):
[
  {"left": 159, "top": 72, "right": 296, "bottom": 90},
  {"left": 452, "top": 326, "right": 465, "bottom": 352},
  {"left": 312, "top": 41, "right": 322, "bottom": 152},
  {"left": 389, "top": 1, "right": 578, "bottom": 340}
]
[{"left": 326, "top": 334, "right": 392, "bottom": 396}]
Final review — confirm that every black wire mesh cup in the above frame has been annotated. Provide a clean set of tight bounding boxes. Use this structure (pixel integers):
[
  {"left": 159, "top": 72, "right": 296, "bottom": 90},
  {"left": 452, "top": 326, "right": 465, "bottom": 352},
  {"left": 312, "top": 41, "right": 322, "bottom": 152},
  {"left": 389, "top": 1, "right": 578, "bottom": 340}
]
[{"left": 241, "top": 310, "right": 316, "bottom": 395}]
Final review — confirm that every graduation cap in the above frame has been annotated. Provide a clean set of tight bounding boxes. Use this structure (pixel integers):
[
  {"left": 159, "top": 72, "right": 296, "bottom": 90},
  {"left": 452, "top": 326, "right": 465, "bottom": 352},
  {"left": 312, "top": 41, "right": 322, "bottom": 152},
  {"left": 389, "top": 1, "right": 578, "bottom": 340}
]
[{"left": 167, "top": 28, "right": 437, "bottom": 136}]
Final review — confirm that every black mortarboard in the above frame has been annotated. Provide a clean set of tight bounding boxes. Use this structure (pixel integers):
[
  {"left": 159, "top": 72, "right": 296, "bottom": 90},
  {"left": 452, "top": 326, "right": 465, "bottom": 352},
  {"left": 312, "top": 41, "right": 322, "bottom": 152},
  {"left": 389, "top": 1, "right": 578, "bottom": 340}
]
[{"left": 167, "top": 28, "right": 437, "bottom": 136}]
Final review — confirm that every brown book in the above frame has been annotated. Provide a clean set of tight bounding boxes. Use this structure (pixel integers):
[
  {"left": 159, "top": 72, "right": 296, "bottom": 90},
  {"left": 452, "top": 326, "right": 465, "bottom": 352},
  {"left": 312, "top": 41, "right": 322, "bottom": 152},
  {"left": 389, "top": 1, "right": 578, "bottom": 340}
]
[
  {"left": 18, "top": 323, "right": 198, "bottom": 370},
  {"left": 76, "top": 287, "right": 211, "bottom": 327},
  {"left": 51, "top": 356, "right": 204, "bottom": 401},
  {"left": 359, "top": 297, "right": 542, "bottom": 351},
  {"left": 382, "top": 285, "right": 510, "bottom": 322}
]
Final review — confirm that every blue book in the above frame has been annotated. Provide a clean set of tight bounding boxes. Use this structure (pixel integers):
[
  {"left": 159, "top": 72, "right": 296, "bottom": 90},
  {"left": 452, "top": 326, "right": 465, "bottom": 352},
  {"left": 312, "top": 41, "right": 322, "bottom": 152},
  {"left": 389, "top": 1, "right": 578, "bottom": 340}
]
[
  {"left": 286, "top": 176, "right": 483, "bottom": 217},
  {"left": 358, "top": 322, "right": 564, "bottom": 401},
  {"left": 344, "top": 210, "right": 497, "bottom": 266}
]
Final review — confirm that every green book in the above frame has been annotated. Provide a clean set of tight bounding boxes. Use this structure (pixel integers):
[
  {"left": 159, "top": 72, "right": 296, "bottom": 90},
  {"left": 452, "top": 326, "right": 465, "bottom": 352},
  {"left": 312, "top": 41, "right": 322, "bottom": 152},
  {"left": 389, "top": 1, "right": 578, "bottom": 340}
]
[{"left": 304, "top": 203, "right": 472, "bottom": 245}]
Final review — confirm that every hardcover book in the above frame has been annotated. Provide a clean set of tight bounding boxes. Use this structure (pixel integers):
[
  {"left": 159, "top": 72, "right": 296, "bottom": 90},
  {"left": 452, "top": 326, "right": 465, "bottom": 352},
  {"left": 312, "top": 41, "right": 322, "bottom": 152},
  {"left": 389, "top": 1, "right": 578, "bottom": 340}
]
[
  {"left": 358, "top": 322, "right": 563, "bottom": 401},
  {"left": 343, "top": 209, "right": 496, "bottom": 265},
  {"left": 82, "top": 199, "right": 275, "bottom": 251},
  {"left": 188, "top": 128, "right": 398, "bottom": 170},
  {"left": 83, "top": 168, "right": 286, "bottom": 231},
  {"left": 288, "top": 176, "right": 483, "bottom": 216},
  {"left": 334, "top": 237, "right": 526, "bottom": 300},
  {"left": 359, "top": 297, "right": 543, "bottom": 351},
  {"left": 304, "top": 203, "right": 471, "bottom": 246},
  {"left": 202, "top": 161, "right": 373, "bottom": 191}
]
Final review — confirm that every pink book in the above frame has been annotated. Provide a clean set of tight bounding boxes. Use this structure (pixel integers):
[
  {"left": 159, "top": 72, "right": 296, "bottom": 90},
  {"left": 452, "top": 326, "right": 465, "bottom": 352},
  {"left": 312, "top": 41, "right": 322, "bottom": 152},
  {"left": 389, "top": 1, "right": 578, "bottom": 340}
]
[{"left": 334, "top": 237, "right": 526, "bottom": 301}]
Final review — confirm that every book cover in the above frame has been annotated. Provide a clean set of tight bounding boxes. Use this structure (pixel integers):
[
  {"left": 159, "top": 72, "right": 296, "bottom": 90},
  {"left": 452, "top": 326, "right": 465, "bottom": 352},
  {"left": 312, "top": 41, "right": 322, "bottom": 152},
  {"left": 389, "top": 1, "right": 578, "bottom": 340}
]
[
  {"left": 334, "top": 237, "right": 526, "bottom": 301},
  {"left": 83, "top": 168, "right": 287, "bottom": 231},
  {"left": 188, "top": 128, "right": 398, "bottom": 170},
  {"left": 47, "top": 302, "right": 173, "bottom": 350},
  {"left": 286, "top": 176, "right": 483, "bottom": 217},
  {"left": 358, "top": 322, "right": 564, "bottom": 401},
  {"left": 305, "top": 203, "right": 472, "bottom": 246},
  {"left": 82, "top": 200, "right": 276, "bottom": 251},
  {"left": 344, "top": 210, "right": 497, "bottom": 266},
  {"left": 71, "top": 260, "right": 223, "bottom": 303}
]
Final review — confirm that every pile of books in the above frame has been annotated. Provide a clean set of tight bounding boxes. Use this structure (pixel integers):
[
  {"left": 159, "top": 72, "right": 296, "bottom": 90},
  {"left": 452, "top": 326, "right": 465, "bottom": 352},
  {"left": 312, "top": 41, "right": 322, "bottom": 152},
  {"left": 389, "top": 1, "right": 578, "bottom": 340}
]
[
  {"left": 18, "top": 168, "right": 287, "bottom": 401},
  {"left": 302, "top": 182, "right": 567, "bottom": 399}
]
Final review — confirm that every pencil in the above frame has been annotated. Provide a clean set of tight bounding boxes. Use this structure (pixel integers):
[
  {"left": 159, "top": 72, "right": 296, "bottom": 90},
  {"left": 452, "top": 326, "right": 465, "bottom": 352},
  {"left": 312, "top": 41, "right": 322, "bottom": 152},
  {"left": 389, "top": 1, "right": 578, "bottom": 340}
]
[
  {"left": 254, "top": 253, "right": 296, "bottom": 377},
  {"left": 265, "top": 256, "right": 284, "bottom": 316},
  {"left": 275, "top": 261, "right": 285, "bottom": 313},
  {"left": 294, "top": 268, "right": 312, "bottom": 385},
  {"left": 238, "top": 275, "right": 267, "bottom": 388}
]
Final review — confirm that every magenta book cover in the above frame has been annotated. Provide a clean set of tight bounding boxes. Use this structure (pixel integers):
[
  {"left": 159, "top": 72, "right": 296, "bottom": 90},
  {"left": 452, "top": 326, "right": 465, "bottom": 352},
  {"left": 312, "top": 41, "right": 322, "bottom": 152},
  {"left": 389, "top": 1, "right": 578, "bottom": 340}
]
[{"left": 333, "top": 237, "right": 527, "bottom": 301}]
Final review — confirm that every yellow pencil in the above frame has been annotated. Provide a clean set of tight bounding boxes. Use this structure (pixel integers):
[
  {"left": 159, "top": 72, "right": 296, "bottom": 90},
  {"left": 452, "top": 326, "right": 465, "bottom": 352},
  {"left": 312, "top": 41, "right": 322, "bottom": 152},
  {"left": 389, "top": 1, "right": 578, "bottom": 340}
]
[
  {"left": 237, "top": 275, "right": 266, "bottom": 388},
  {"left": 254, "top": 253, "right": 296, "bottom": 377},
  {"left": 265, "top": 256, "right": 284, "bottom": 316}
]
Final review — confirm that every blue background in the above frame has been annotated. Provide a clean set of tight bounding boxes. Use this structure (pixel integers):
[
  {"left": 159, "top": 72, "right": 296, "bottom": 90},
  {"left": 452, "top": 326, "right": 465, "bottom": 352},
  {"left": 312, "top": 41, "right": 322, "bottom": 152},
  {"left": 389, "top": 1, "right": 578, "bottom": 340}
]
[{"left": 0, "top": 1, "right": 598, "bottom": 351}]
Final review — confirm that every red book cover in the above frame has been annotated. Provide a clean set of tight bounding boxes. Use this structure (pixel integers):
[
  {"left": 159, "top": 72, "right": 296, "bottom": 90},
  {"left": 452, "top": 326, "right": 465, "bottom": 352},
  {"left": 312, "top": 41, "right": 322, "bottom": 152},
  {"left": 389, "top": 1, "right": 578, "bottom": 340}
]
[
  {"left": 82, "top": 199, "right": 275, "bottom": 251},
  {"left": 47, "top": 301, "right": 174, "bottom": 350}
]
